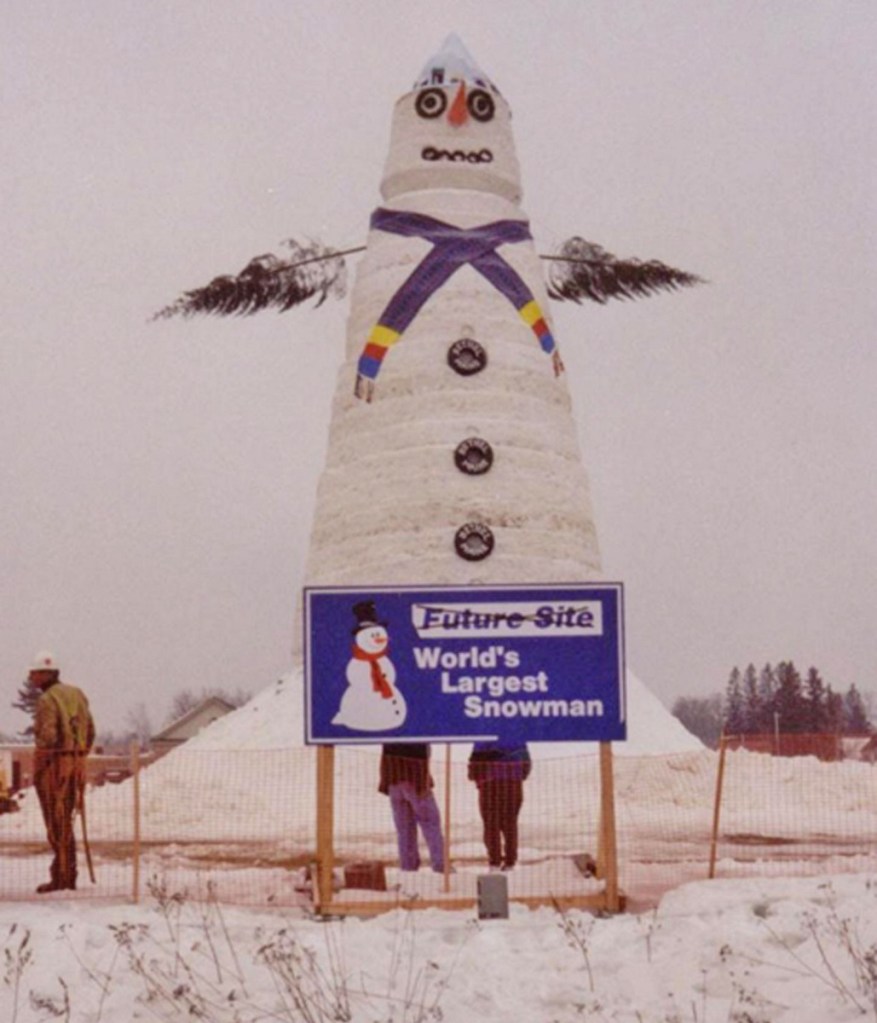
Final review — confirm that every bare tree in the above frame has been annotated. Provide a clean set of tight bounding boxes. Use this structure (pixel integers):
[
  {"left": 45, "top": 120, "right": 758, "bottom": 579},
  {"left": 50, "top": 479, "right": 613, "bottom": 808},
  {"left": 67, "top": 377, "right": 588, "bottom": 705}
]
[
  {"left": 124, "top": 702, "right": 154, "bottom": 747},
  {"left": 672, "top": 694, "right": 723, "bottom": 749},
  {"left": 165, "top": 686, "right": 251, "bottom": 727}
]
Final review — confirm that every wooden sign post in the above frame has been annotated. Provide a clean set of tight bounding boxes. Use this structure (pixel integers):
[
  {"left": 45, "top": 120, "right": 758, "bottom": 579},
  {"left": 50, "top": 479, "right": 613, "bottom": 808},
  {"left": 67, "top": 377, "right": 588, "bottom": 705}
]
[
  {"left": 596, "top": 741, "right": 621, "bottom": 912},
  {"left": 315, "top": 745, "right": 335, "bottom": 911}
]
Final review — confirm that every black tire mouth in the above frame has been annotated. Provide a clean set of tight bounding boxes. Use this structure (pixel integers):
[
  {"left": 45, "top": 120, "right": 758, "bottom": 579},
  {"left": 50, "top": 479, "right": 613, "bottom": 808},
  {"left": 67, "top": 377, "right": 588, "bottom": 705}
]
[{"left": 421, "top": 147, "right": 494, "bottom": 164}]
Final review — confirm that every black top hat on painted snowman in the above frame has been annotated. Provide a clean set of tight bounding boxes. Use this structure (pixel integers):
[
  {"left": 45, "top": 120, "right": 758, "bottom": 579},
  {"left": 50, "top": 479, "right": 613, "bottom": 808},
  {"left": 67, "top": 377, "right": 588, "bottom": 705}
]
[{"left": 351, "top": 600, "right": 387, "bottom": 634}]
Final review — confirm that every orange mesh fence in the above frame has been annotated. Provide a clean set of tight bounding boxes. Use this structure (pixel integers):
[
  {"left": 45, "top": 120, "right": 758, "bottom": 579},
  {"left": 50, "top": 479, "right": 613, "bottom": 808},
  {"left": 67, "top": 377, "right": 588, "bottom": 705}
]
[
  {"left": 0, "top": 761, "right": 137, "bottom": 901},
  {"left": 1, "top": 743, "right": 876, "bottom": 908},
  {"left": 710, "top": 743, "right": 877, "bottom": 884}
]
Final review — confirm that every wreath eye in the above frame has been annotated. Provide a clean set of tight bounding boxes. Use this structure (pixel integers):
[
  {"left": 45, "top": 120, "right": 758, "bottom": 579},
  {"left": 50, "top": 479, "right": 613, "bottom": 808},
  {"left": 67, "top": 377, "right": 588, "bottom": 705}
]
[
  {"left": 467, "top": 89, "right": 495, "bottom": 122},
  {"left": 415, "top": 88, "right": 447, "bottom": 119}
]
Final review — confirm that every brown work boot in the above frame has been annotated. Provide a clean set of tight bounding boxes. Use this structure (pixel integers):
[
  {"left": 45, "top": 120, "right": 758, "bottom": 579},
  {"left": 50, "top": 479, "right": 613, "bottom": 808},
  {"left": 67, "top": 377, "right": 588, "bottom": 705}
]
[{"left": 36, "top": 880, "right": 65, "bottom": 894}]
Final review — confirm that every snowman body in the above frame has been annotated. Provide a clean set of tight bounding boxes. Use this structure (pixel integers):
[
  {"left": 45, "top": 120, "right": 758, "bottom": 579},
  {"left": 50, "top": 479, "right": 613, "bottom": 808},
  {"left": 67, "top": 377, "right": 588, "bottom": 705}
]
[
  {"left": 299, "top": 37, "right": 601, "bottom": 626},
  {"left": 332, "top": 625, "right": 407, "bottom": 731}
]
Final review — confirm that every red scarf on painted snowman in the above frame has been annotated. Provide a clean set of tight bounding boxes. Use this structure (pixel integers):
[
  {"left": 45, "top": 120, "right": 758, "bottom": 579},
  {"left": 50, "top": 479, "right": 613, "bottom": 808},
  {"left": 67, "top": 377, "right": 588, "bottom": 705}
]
[{"left": 352, "top": 645, "right": 394, "bottom": 699}]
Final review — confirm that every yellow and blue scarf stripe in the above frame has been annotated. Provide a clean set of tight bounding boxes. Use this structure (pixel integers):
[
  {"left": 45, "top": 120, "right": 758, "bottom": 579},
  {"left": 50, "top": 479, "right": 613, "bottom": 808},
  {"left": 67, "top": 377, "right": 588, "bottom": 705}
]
[{"left": 356, "top": 208, "right": 557, "bottom": 396}]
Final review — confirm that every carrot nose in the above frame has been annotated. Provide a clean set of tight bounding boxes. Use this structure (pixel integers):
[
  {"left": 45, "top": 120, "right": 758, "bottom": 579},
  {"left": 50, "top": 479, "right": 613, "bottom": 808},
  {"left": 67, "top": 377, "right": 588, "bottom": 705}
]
[{"left": 448, "top": 82, "right": 468, "bottom": 126}]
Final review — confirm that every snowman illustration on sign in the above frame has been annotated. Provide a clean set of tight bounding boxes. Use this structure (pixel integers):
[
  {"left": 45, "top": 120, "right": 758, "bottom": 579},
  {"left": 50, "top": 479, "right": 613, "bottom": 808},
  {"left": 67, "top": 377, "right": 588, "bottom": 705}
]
[{"left": 332, "top": 600, "right": 407, "bottom": 732}]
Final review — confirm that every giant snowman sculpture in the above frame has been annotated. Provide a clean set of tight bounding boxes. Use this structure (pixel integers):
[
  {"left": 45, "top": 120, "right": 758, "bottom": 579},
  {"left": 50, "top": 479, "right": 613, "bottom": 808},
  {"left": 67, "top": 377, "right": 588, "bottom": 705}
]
[
  {"left": 305, "top": 46, "right": 598, "bottom": 597},
  {"left": 159, "top": 36, "right": 700, "bottom": 748},
  {"left": 298, "top": 37, "right": 697, "bottom": 612}
]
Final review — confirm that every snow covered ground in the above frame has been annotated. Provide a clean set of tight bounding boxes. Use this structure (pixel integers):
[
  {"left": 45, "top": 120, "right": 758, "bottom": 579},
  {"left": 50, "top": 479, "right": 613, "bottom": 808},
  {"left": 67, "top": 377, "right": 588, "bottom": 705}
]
[
  {"left": 5, "top": 873, "right": 877, "bottom": 1021},
  {"left": 4, "top": 671, "right": 877, "bottom": 1019}
]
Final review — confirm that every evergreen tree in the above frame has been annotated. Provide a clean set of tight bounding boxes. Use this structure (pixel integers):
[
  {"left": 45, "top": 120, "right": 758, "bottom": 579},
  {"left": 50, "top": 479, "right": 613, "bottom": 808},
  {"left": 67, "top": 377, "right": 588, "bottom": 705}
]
[
  {"left": 741, "top": 663, "right": 761, "bottom": 734},
  {"left": 11, "top": 676, "right": 41, "bottom": 737},
  {"left": 723, "top": 667, "right": 746, "bottom": 734},
  {"left": 842, "top": 684, "right": 871, "bottom": 734},
  {"left": 863, "top": 689, "right": 877, "bottom": 726},
  {"left": 773, "top": 661, "right": 807, "bottom": 733},
  {"left": 825, "top": 685, "right": 844, "bottom": 733},
  {"left": 804, "top": 667, "right": 828, "bottom": 733},
  {"left": 757, "top": 664, "right": 776, "bottom": 733}
]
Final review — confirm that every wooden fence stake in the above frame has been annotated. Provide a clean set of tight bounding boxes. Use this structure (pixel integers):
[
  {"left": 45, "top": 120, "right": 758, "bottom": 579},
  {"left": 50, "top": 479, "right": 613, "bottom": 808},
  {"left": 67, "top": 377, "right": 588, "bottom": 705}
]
[
  {"left": 708, "top": 734, "right": 728, "bottom": 879},
  {"left": 131, "top": 740, "right": 141, "bottom": 904}
]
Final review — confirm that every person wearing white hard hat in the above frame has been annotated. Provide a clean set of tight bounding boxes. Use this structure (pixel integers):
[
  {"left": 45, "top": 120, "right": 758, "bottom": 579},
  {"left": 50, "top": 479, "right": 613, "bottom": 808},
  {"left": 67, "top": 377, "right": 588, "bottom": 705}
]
[{"left": 28, "top": 651, "right": 95, "bottom": 893}]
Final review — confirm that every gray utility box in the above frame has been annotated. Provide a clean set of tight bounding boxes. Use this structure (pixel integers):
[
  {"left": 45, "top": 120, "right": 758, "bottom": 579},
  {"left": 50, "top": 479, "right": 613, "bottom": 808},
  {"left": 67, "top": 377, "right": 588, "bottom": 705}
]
[{"left": 477, "top": 872, "right": 509, "bottom": 919}]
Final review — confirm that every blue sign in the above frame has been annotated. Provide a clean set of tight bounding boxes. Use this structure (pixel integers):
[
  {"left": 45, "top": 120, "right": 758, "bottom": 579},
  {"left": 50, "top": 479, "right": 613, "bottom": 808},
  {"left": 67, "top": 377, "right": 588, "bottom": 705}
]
[{"left": 304, "top": 584, "right": 625, "bottom": 745}]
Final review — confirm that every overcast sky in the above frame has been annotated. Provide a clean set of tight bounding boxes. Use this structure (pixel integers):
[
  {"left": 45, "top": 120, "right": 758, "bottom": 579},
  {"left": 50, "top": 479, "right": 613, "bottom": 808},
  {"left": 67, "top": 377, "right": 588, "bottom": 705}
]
[{"left": 3, "top": 1, "right": 875, "bottom": 735}]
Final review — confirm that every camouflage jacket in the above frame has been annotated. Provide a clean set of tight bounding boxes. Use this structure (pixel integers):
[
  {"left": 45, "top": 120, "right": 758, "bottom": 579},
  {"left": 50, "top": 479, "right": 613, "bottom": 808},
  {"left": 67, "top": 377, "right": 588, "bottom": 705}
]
[{"left": 34, "top": 682, "right": 96, "bottom": 754}]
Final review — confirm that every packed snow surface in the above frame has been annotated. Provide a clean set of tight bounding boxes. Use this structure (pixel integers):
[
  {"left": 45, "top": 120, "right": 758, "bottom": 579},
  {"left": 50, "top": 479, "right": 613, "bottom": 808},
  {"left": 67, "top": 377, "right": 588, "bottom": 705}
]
[{"left": 6, "top": 874, "right": 877, "bottom": 1021}]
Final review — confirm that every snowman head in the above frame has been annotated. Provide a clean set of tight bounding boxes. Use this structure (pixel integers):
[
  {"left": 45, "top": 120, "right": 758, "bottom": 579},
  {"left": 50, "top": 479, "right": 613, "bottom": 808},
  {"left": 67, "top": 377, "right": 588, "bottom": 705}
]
[
  {"left": 380, "top": 34, "right": 522, "bottom": 204},
  {"left": 355, "top": 624, "right": 389, "bottom": 655},
  {"left": 351, "top": 599, "right": 390, "bottom": 654}
]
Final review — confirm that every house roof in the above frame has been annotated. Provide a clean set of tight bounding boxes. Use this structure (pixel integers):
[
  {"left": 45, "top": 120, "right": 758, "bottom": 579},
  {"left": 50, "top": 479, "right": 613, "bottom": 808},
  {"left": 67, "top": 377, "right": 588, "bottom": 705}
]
[{"left": 152, "top": 695, "right": 236, "bottom": 742}]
